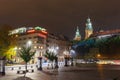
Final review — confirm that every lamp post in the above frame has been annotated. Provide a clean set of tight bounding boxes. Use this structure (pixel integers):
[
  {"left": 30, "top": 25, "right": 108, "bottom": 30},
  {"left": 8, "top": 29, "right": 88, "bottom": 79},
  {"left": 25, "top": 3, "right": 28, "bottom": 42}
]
[
  {"left": 70, "top": 57, "right": 73, "bottom": 66},
  {"left": 64, "top": 55, "right": 68, "bottom": 67},
  {"left": 63, "top": 50, "right": 69, "bottom": 67},
  {"left": 70, "top": 49, "right": 76, "bottom": 66},
  {"left": 55, "top": 56, "right": 59, "bottom": 68},
  {"left": 0, "top": 57, "right": 6, "bottom": 76},
  {"left": 54, "top": 46, "right": 59, "bottom": 69},
  {"left": 38, "top": 57, "right": 42, "bottom": 70}
]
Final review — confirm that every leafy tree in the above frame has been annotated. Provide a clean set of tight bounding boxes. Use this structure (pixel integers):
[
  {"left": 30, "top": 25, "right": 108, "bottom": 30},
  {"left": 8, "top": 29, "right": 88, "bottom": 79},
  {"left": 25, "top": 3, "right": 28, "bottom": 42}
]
[
  {"left": 19, "top": 46, "right": 35, "bottom": 74},
  {"left": 5, "top": 46, "right": 17, "bottom": 60},
  {"left": 95, "top": 35, "right": 120, "bottom": 59},
  {"left": 72, "top": 35, "right": 120, "bottom": 59},
  {"left": 71, "top": 40, "right": 80, "bottom": 46},
  {"left": 44, "top": 51, "right": 57, "bottom": 69},
  {"left": 74, "top": 38, "right": 95, "bottom": 58},
  {"left": 0, "top": 25, "right": 16, "bottom": 59}
]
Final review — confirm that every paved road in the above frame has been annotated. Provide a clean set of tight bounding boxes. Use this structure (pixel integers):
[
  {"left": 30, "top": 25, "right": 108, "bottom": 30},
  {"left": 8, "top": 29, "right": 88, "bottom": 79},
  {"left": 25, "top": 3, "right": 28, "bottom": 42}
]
[
  {"left": 57, "top": 65, "right": 120, "bottom": 80},
  {"left": 1, "top": 64, "right": 120, "bottom": 80}
]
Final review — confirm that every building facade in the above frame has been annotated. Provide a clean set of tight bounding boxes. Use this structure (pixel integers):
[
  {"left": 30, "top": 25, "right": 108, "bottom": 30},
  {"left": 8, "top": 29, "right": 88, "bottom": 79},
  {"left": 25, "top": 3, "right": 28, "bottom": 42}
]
[
  {"left": 47, "top": 33, "right": 70, "bottom": 61},
  {"left": 9, "top": 26, "right": 70, "bottom": 63},
  {"left": 9, "top": 26, "right": 47, "bottom": 63}
]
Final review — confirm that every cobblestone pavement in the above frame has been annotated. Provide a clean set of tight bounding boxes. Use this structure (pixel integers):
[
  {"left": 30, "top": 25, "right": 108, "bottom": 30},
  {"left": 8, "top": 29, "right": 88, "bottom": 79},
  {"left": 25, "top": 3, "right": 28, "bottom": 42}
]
[{"left": 0, "top": 70, "right": 52, "bottom": 80}]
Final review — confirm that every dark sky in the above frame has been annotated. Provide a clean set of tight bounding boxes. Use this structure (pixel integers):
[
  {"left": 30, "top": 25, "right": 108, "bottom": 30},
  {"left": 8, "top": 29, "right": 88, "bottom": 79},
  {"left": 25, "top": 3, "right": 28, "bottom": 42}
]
[{"left": 0, "top": 0, "right": 120, "bottom": 39}]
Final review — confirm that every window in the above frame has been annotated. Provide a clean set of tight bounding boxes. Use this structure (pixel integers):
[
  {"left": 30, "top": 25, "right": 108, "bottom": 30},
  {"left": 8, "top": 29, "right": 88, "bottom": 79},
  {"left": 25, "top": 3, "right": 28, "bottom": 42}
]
[
  {"left": 33, "top": 36, "right": 38, "bottom": 38},
  {"left": 23, "top": 38, "right": 26, "bottom": 40},
  {"left": 19, "top": 38, "right": 22, "bottom": 40},
  {"left": 34, "top": 41, "right": 37, "bottom": 43},
  {"left": 28, "top": 37, "right": 32, "bottom": 39},
  {"left": 34, "top": 46, "right": 37, "bottom": 49}
]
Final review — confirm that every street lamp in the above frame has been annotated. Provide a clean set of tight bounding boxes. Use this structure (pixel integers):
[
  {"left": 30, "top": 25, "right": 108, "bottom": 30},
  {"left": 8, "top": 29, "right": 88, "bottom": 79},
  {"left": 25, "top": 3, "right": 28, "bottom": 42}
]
[
  {"left": 97, "top": 54, "right": 101, "bottom": 58},
  {"left": 38, "top": 57, "right": 42, "bottom": 70},
  {"left": 63, "top": 50, "right": 69, "bottom": 67},
  {"left": 0, "top": 57, "right": 6, "bottom": 76},
  {"left": 55, "top": 56, "right": 59, "bottom": 68},
  {"left": 27, "top": 40, "right": 32, "bottom": 47},
  {"left": 54, "top": 46, "right": 59, "bottom": 68},
  {"left": 70, "top": 49, "right": 76, "bottom": 66}
]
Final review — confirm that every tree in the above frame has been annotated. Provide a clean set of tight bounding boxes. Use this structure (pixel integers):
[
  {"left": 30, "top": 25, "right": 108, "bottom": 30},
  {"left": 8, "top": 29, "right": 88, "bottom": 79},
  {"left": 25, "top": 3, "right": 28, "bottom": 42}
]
[
  {"left": 0, "top": 25, "right": 16, "bottom": 60},
  {"left": 95, "top": 35, "right": 120, "bottom": 59},
  {"left": 44, "top": 51, "right": 57, "bottom": 69},
  {"left": 19, "top": 46, "right": 35, "bottom": 75},
  {"left": 74, "top": 38, "right": 95, "bottom": 58}
]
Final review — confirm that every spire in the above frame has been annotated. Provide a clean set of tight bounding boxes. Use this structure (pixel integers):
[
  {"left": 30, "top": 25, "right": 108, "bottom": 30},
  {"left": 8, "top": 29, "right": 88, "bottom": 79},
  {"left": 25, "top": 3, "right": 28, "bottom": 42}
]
[
  {"left": 86, "top": 17, "right": 93, "bottom": 30},
  {"left": 85, "top": 17, "right": 93, "bottom": 39},
  {"left": 74, "top": 26, "right": 81, "bottom": 41}
]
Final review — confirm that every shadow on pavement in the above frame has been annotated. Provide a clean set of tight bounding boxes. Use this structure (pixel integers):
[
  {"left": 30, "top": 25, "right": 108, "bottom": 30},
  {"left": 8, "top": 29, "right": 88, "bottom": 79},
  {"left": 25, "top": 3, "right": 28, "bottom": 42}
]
[{"left": 13, "top": 76, "right": 33, "bottom": 80}]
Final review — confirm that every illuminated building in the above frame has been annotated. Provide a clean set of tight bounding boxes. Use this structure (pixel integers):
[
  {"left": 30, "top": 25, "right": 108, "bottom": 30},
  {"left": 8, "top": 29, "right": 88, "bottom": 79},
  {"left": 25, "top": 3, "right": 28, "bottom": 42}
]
[
  {"left": 74, "top": 26, "right": 81, "bottom": 41},
  {"left": 90, "top": 29, "right": 120, "bottom": 38},
  {"left": 85, "top": 17, "right": 93, "bottom": 39},
  {"left": 47, "top": 33, "right": 70, "bottom": 61},
  {"left": 9, "top": 26, "right": 47, "bottom": 63},
  {"left": 9, "top": 26, "right": 70, "bottom": 63}
]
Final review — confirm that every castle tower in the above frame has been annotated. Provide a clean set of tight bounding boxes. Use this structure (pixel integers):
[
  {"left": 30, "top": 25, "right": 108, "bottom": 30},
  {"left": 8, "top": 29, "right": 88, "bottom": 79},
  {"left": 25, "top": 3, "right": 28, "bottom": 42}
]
[
  {"left": 85, "top": 17, "right": 93, "bottom": 39},
  {"left": 74, "top": 26, "right": 81, "bottom": 41}
]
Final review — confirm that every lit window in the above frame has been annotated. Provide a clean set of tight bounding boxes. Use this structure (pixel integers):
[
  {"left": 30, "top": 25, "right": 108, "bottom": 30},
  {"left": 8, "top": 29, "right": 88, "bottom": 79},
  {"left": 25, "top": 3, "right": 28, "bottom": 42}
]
[
  {"left": 15, "top": 35, "right": 18, "bottom": 37},
  {"left": 14, "top": 47, "right": 17, "bottom": 50},
  {"left": 41, "top": 46, "right": 43, "bottom": 49},
  {"left": 34, "top": 41, "right": 37, "bottom": 43},
  {"left": 19, "top": 47, "right": 21, "bottom": 50},
  {"left": 34, "top": 46, "right": 37, "bottom": 49},
  {"left": 39, "top": 46, "right": 41, "bottom": 48}
]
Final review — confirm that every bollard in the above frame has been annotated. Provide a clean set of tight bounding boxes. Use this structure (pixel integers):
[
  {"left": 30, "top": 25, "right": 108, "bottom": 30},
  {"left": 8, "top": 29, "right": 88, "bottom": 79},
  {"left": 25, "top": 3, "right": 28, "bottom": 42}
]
[
  {"left": 19, "top": 67, "right": 21, "bottom": 70},
  {"left": 11, "top": 67, "right": 14, "bottom": 70},
  {"left": 36, "top": 65, "right": 38, "bottom": 68},
  {"left": 0, "top": 58, "right": 6, "bottom": 76}
]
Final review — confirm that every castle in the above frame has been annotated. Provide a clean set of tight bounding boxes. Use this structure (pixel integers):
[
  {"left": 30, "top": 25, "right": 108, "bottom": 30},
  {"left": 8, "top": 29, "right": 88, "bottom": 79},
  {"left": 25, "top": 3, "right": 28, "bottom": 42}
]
[{"left": 74, "top": 17, "right": 93, "bottom": 40}]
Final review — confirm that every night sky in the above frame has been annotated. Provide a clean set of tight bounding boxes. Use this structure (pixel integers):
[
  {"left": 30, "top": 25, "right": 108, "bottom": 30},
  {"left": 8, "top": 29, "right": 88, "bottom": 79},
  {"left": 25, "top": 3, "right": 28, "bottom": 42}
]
[{"left": 0, "top": 0, "right": 120, "bottom": 39}]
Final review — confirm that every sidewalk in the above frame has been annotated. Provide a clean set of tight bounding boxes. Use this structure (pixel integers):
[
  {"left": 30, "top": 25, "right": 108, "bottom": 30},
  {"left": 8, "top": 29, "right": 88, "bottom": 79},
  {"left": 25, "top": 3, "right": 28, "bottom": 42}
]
[
  {"left": 0, "top": 69, "right": 52, "bottom": 80},
  {"left": 0, "top": 66, "right": 78, "bottom": 80}
]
